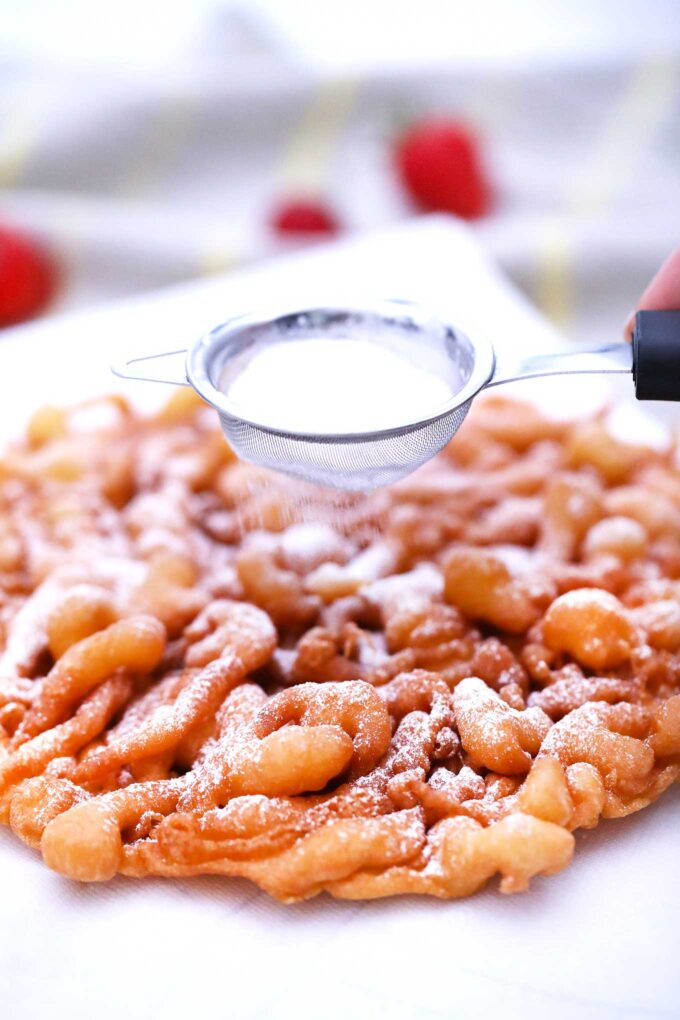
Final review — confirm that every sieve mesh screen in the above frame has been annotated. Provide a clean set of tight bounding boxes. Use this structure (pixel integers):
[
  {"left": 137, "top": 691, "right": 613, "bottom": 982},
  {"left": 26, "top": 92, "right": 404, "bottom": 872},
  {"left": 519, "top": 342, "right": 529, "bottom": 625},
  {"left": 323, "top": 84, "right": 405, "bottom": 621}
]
[{"left": 219, "top": 400, "right": 472, "bottom": 491}]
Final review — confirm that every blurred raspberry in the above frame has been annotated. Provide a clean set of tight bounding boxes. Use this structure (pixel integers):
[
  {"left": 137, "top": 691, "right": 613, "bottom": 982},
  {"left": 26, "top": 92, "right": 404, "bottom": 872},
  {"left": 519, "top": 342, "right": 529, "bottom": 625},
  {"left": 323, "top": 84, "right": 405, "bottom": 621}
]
[
  {"left": 0, "top": 225, "right": 57, "bottom": 327},
  {"left": 394, "top": 119, "right": 492, "bottom": 220},
  {"left": 269, "top": 198, "right": 340, "bottom": 237}
]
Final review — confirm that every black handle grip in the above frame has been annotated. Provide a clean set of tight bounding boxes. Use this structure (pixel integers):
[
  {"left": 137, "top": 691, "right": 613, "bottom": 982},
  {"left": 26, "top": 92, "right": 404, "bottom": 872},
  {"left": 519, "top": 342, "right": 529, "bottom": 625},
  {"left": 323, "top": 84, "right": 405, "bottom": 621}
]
[{"left": 633, "top": 310, "right": 680, "bottom": 401}]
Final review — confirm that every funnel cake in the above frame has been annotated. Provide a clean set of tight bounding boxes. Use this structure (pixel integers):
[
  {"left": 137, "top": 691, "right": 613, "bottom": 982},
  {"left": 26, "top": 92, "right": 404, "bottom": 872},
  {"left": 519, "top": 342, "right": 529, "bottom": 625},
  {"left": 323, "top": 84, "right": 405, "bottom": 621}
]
[{"left": 1, "top": 390, "right": 679, "bottom": 901}]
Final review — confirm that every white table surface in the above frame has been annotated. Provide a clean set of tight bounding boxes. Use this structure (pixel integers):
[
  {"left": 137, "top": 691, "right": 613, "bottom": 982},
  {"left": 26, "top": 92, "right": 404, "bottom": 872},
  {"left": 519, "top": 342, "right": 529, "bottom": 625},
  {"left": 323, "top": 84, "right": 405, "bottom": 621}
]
[{"left": 1, "top": 217, "right": 678, "bottom": 1020}]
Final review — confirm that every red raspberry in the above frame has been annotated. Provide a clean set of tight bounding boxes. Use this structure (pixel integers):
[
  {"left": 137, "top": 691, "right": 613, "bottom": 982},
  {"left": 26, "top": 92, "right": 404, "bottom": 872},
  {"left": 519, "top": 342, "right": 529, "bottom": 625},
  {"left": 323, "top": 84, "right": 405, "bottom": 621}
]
[
  {"left": 394, "top": 119, "right": 492, "bottom": 220},
  {"left": 269, "top": 198, "right": 340, "bottom": 237},
  {"left": 0, "top": 225, "right": 57, "bottom": 328}
]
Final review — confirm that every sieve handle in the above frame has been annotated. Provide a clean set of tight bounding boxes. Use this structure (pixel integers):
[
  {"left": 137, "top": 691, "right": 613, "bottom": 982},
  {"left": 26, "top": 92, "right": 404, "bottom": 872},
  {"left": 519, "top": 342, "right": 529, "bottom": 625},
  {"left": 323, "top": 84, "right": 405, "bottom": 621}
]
[
  {"left": 490, "top": 310, "right": 680, "bottom": 402},
  {"left": 111, "top": 349, "right": 189, "bottom": 387},
  {"left": 488, "top": 340, "right": 633, "bottom": 387}
]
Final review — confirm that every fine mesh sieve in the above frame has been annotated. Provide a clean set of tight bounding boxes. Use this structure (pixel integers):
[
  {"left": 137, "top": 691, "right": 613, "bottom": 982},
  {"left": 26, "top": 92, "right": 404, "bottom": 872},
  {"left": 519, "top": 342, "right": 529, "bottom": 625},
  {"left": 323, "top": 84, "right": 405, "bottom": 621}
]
[
  {"left": 217, "top": 401, "right": 473, "bottom": 490},
  {"left": 112, "top": 302, "right": 680, "bottom": 492}
]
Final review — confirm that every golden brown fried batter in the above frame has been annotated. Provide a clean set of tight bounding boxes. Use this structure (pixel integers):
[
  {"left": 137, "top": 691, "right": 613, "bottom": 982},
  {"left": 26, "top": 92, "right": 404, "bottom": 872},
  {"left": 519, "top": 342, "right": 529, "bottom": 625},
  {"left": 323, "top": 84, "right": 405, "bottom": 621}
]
[{"left": 1, "top": 391, "right": 679, "bottom": 902}]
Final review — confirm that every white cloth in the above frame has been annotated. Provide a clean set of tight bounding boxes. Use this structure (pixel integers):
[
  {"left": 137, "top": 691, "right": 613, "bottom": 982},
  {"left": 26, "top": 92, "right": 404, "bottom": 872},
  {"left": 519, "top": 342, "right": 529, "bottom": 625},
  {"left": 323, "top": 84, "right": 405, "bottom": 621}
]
[
  {"left": 0, "top": 218, "right": 678, "bottom": 1020},
  {"left": 1, "top": 4, "right": 680, "bottom": 346}
]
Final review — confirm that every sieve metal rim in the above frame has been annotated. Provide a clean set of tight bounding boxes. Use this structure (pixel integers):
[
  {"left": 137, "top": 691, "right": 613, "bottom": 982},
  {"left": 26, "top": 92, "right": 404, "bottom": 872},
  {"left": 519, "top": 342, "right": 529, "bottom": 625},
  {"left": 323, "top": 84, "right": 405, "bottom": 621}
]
[{"left": 185, "top": 298, "right": 496, "bottom": 441}]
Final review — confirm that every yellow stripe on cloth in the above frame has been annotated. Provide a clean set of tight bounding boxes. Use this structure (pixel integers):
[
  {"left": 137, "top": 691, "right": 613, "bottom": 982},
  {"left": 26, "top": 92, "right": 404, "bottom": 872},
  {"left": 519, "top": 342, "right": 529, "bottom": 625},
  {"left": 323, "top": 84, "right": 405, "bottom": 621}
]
[
  {"left": 570, "top": 56, "right": 680, "bottom": 216},
  {"left": 0, "top": 82, "right": 51, "bottom": 188},
  {"left": 279, "top": 76, "right": 360, "bottom": 193},
  {"left": 116, "top": 90, "right": 196, "bottom": 198},
  {"left": 535, "top": 56, "right": 680, "bottom": 332},
  {"left": 197, "top": 242, "right": 236, "bottom": 278},
  {"left": 535, "top": 218, "right": 572, "bottom": 332}
]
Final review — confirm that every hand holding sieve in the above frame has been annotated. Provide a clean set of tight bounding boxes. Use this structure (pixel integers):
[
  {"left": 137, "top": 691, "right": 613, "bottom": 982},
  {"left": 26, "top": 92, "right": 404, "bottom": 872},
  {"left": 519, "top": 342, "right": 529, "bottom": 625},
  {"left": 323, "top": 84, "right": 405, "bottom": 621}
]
[{"left": 112, "top": 301, "right": 680, "bottom": 491}]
